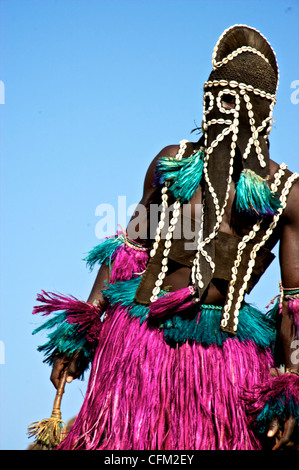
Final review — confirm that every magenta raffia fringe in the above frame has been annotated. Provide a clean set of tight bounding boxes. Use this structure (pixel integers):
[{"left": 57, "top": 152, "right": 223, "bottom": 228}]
[
  {"left": 33, "top": 291, "right": 103, "bottom": 341},
  {"left": 148, "top": 286, "right": 196, "bottom": 319},
  {"left": 110, "top": 244, "right": 149, "bottom": 283},
  {"left": 57, "top": 305, "right": 273, "bottom": 450},
  {"left": 242, "top": 373, "right": 299, "bottom": 428}
]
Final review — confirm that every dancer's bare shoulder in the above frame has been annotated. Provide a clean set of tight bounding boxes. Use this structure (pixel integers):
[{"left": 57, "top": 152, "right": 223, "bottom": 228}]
[{"left": 141, "top": 144, "right": 180, "bottom": 201}]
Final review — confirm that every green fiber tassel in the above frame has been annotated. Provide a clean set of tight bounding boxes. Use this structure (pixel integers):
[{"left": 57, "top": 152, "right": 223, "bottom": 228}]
[
  {"left": 102, "top": 277, "right": 169, "bottom": 324},
  {"left": 235, "top": 169, "right": 281, "bottom": 218},
  {"left": 162, "top": 302, "right": 277, "bottom": 348},
  {"left": 156, "top": 149, "right": 204, "bottom": 202},
  {"left": 102, "top": 275, "right": 278, "bottom": 349},
  {"left": 102, "top": 277, "right": 150, "bottom": 323},
  {"left": 83, "top": 234, "right": 125, "bottom": 270},
  {"left": 255, "top": 396, "right": 299, "bottom": 434},
  {"left": 33, "top": 312, "right": 93, "bottom": 375}
]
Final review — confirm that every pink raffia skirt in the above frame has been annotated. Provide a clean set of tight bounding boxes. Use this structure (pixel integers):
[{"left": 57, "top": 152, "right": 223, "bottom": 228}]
[
  {"left": 58, "top": 303, "right": 274, "bottom": 450},
  {"left": 33, "top": 240, "right": 299, "bottom": 451}
]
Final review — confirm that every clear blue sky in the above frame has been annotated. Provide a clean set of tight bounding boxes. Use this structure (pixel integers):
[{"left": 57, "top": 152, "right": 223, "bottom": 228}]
[{"left": 0, "top": 0, "right": 298, "bottom": 450}]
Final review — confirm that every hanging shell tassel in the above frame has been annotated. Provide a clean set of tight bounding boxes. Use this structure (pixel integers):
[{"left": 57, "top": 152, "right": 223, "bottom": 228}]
[{"left": 27, "top": 370, "right": 68, "bottom": 449}]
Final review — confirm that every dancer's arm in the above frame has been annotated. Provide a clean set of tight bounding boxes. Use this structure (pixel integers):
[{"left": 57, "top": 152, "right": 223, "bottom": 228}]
[
  {"left": 267, "top": 179, "right": 299, "bottom": 450},
  {"left": 278, "top": 180, "right": 299, "bottom": 375},
  {"left": 50, "top": 145, "right": 178, "bottom": 388}
]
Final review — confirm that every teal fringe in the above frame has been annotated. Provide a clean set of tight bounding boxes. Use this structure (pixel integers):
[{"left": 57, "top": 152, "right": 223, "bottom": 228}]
[
  {"left": 33, "top": 312, "right": 94, "bottom": 375},
  {"left": 83, "top": 234, "right": 125, "bottom": 270},
  {"left": 235, "top": 169, "right": 281, "bottom": 217},
  {"left": 156, "top": 149, "right": 204, "bottom": 202},
  {"left": 102, "top": 277, "right": 151, "bottom": 323},
  {"left": 162, "top": 302, "right": 277, "bottom": 348},
  {"left": 255, "top": 396, "right": 299, "bottom": 434},
  {"left": 33, "top": 275, "right": 278, "bottom": 375},
  {"left": 102, "top": 278, "right": 278, "bottom": 348}
]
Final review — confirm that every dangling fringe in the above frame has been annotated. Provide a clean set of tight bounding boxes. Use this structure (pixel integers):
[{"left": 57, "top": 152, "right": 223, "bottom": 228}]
[
  {"left": 32, "top": 291, "right": 103, "bottom": 371},
  {"left": 155, "top": 149, "right": 204, "bottom": 202},
  {"left": 102, "top": 278, "right": 277, "bottom": 349},
  {"left": 242, "top": 373, "right": 299, "bottom": 434},
  {"left": 83, "top": 232, "right": 149, "bottom": 283},
  {"left": 57, "top": 306, "right": 273, "bottom": 450},
  {"left": 162, "top": 302, "right": 277, "bottom": 349},
  {"left": 102, "top": 276, "right": 143, "bottom": 307},
  {"left": 235, "top": 169, "right": 281, "bottom": 217},
  {"left": 102, "top": 277, "right": 150, "bottom": 323},
  {"left": 28, "top": 415, "right": 66, "bottom": 449},
  {"left": 110, "top": 244, "right": 149, "bottom": 283},
  {"left": 33, "top": 314, "right": 93, "bottom": 374},
  {"left": 28, "top": 371, "right": 68, "bottom": 449},
  {"left": 148, "top": 286, "right": 196, "bottom": 319},
  {"left": 83, "top": 233, "right": 126, "bottom": 271},
  {"left": 33, "top": 291, "right": 102, "bottom": 321}
]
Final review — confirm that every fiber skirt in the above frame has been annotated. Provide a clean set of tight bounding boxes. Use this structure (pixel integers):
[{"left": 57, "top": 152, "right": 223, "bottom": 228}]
[{"left": 58, "top": 302, "right": 275, "bottom": 451}]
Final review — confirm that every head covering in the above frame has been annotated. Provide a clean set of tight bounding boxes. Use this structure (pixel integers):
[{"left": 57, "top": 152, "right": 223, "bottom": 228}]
[
  {"left": 195, "top": 25, "right": 280, "bottom": 330},
  {"left": 205, "top": 24, "right": 278, "bottom": 178},
  {"left": 135, "top": 25, "right": 284, "bottom": 335}
]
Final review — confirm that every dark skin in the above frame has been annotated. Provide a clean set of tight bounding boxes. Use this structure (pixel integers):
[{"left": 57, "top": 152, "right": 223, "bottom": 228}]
[{"left": 51, "top": 106, "right": 299, "bottom": 449}]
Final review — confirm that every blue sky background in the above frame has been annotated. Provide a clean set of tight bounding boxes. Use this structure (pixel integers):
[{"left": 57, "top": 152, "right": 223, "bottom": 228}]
[{"left": 0, "top": 0, "right": 298, "bottom": 450}]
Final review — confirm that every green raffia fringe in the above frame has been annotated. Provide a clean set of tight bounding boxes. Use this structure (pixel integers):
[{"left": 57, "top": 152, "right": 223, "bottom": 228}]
[
  {"left": 83, "top": 234, "right": 125, "bottom": 270},
  {"left": 244, "top": 372, "right": 299, "bottom": 433},
  {"left": 155, "top": 149, "right": 204, "bottom": 202},
  {"left": 235, "top": 169, "right": 281, "bottom": 218},
  {"left": 162, "top": 303, "right": 277, "bottom": 348},
  {"left": 33, "top": 312, "right": 94, "bottom": 377},
  {"left": 102, "top": 277, "right": 152, "bottom": 323},
  {"left": 33, "top": 278, "right": 278, "bottom": 373},
  {"left": 255, "top": 395, "right": 299, "bottom": 434},
  {"left": 102, "top": 277, "right": 278, "bottom": 348}
]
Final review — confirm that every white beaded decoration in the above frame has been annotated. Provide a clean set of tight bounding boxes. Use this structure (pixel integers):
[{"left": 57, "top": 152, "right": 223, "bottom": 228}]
[
  {"left": 204, "top": 79, "right": 277, "bottom": 174},
  {"left": 221, "top": 163, "right": 287, "bottom": 329},
  {"left": 150, "top": 140, "right": 188, "bottom": 302},
  {"left": 231, "top": 172, "right": 299, "bottom": 330},
  {"left": 192, "top": 88, "right": 241, "bottom": 288},
  {"left": 213, "top": 45, "right": 270, "bottom": 70},
  {"left": 211, "top": 24, "right": 279, "bottom": 93},
  {"left": 150, "top": 27, "right": 281, "bottom": 312},
  {"left": 191, "top": 199, "right": 205, "bottom": 288},
  {"left": 150, "top": 184, "right": 169, "bottom": 258},
  {"left": 221, "top": 167, "right": 299, "bottom": 331},
  {"left": 204, "top": 79, "right": 277, "bottom": 103},
  {"left": 201, "top": 65, "right": 288, "bottom": 332}
]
